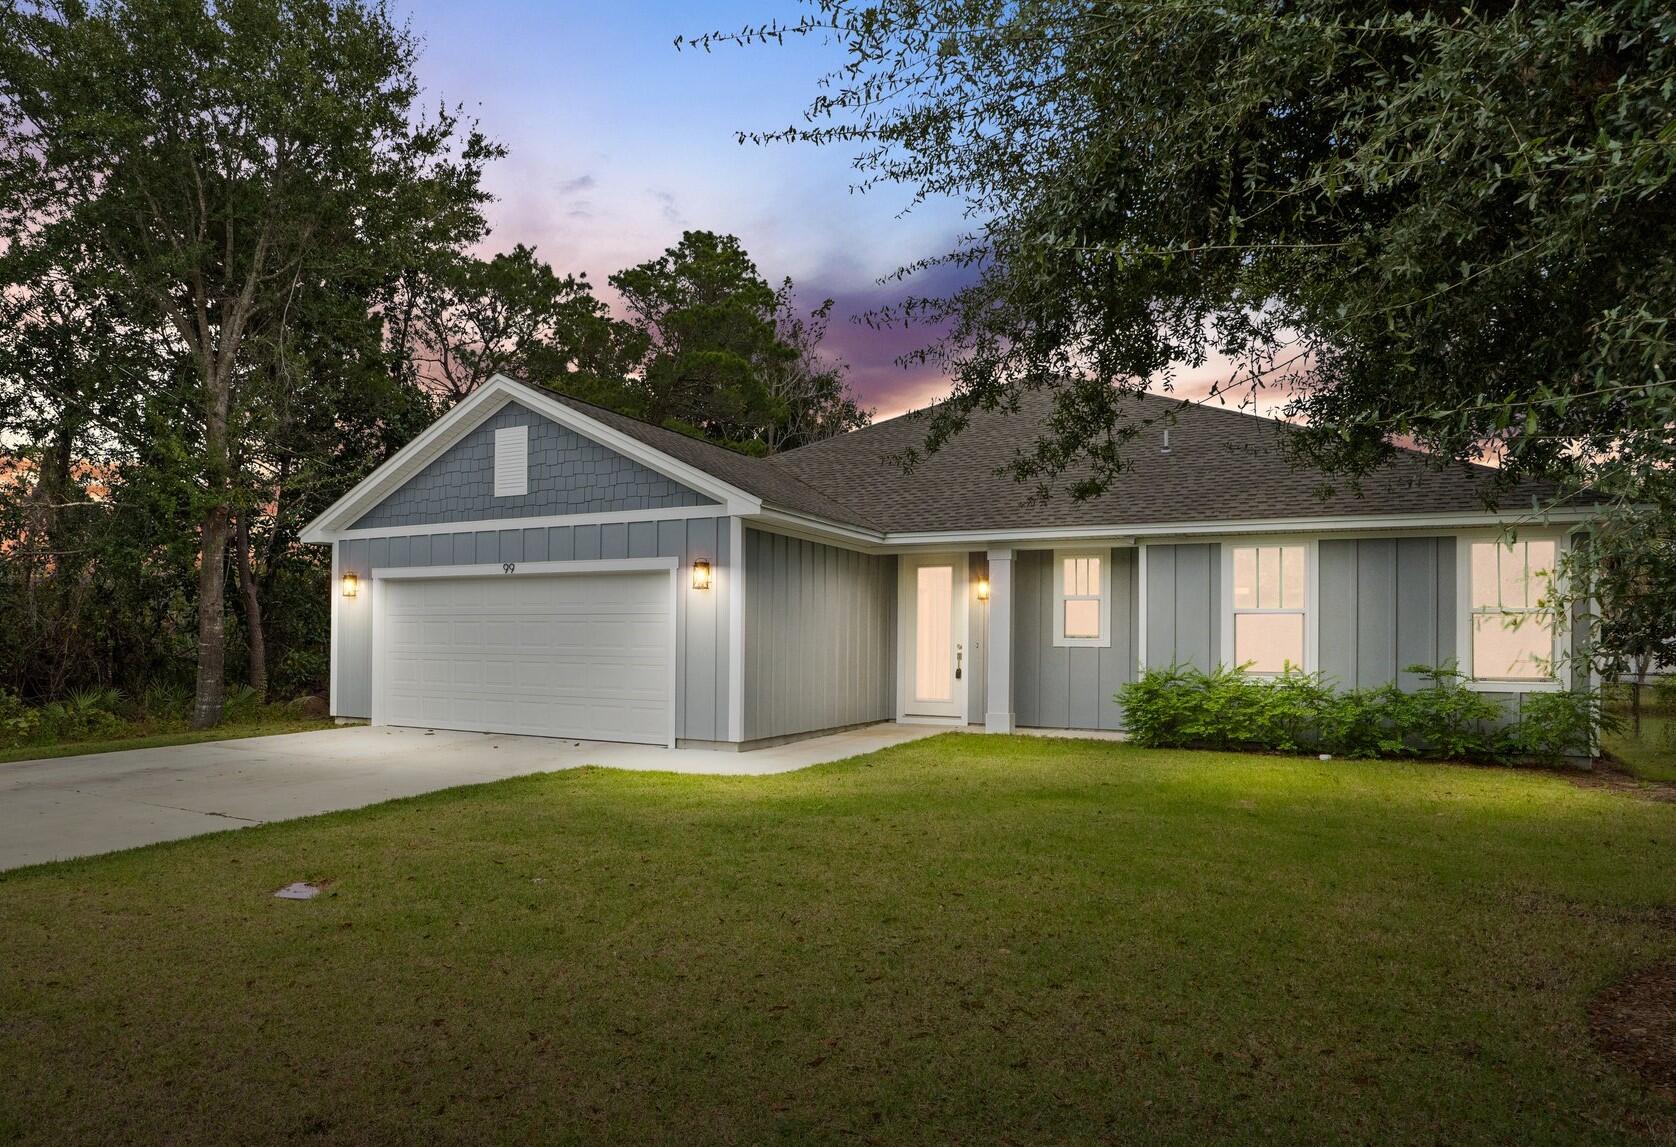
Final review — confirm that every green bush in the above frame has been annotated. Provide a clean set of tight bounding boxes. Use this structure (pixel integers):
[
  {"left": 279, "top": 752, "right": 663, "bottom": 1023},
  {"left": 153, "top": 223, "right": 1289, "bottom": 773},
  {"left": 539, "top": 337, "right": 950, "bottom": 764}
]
[
  {"left": 0, "top": 690, "right": 40, "bottom": 749},
  {"left": 1119, "top": 663, "right": 1602, "bottom": 764},
  {"left": 1504, "top": 689, "right": 1613, "bottom": 764},
  {"left": 35, "top": 687, "right": 126, "bottom": 743}
]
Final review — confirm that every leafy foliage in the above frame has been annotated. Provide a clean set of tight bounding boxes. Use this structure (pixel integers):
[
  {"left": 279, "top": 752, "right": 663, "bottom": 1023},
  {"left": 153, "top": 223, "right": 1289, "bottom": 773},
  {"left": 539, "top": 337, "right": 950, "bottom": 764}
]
[
  {"left": 602, "top": 230, "right": 869, "bottom": 454},
  {"left": 1119, "top": 663, "right": 1602, "bottom": 763},
  {"left": 401, "top": 245, "right": 640, "bottom": 404},
  {"left": 687, "top": 2, "right": 1676, "bottom": 507},
  {"left": 0, "top": 0, "right": 498, "bottom": 724}
]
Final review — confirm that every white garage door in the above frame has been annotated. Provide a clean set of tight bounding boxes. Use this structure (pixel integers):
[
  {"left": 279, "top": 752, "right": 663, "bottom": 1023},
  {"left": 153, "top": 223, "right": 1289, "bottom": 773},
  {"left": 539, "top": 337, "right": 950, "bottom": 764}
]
[{"left": 376, "top": 572, "right": 672, "bottom": 744}]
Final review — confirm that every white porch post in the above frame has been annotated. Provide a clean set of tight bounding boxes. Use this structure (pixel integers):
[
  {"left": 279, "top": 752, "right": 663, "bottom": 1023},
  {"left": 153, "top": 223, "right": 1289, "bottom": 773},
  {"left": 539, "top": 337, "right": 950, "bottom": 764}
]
[{"left": 986, "top": 547, "right": 1016, "bottom": 733}]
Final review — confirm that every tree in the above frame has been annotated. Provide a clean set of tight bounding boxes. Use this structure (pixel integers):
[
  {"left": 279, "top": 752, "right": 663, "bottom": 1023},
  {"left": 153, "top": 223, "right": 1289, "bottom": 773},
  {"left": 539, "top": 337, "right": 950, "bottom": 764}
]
[
  {"left": 761, "top": 291, "right": 871, "bottom": 452},
  {"left": 605, "top": 230, "right": 868, "bottom": 453},
  {"left": 609, "top": 230, "right": 787, "bottom": 449},
  {"left": 404, "top": 244, "right": 636, "bottom": 405},
  {"left": 1571, "top": 503, "right": 1676, "bottom": 736},
  {"left": 0, "top": 0, "right": 497, "bottom": 724},
  {"left": 685, "top": 3, "right": 1675, "bottom": 505}
]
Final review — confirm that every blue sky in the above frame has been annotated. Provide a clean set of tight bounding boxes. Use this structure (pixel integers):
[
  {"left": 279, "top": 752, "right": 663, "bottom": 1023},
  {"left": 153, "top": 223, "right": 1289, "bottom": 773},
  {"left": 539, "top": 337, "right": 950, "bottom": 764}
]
[{"left": 398, "top": 0, "right": 969, "bottom": 416}]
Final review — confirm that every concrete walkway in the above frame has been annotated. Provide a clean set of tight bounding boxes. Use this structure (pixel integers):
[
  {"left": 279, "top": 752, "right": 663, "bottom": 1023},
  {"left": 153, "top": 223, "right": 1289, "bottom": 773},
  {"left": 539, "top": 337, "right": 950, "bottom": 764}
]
[{"left": 0, "top": 722, "right": 944, "bottom": 871}]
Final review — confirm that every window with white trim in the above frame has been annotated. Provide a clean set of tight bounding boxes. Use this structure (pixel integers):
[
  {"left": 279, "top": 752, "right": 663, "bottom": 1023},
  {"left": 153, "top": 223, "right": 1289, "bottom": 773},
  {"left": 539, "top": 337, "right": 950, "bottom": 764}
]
[
  {"left": 1230, "top": 543, "right": 1307, "bottom": 673},
  {"left": 493, "top": 425, "right": 529, "bottom": 497},
  {"left": 1053, "top": 550, "right": 1111, "bottom": 647},
  {"left": 1467, "top": 537, "right": 1558, "bottom": 682}
]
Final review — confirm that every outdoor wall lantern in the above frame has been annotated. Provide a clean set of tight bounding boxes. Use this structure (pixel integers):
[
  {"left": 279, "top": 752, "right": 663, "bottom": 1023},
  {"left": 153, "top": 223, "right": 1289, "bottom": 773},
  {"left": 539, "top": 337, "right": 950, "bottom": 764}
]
[
  {"left": 691, "top": 561, "right": 712, "bottom": 590},
  {"left": 341, "top": 572, "right": 359, "bottom": 598},
  {"left": 976, "top": 576, "right": 990, "bottom": 601}
]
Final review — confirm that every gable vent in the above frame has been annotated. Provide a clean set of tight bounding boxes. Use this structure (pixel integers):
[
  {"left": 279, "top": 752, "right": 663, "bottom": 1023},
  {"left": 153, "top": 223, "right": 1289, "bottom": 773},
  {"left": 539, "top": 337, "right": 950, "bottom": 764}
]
[{"left": 493, "top": 425, "right": 529, "bottom": 497}]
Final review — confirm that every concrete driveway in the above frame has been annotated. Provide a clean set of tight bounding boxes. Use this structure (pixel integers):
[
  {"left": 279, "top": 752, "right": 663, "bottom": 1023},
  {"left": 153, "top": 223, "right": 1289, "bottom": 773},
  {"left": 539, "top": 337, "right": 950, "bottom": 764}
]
[{"left": 0, "top": 722, "right": 942, "bottom": 871}]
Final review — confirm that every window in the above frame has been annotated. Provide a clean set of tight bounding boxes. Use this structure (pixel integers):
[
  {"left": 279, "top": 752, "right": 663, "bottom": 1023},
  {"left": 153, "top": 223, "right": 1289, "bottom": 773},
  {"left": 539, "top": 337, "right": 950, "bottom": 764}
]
[
  {"left": 493, "top": 425, "right": 528, "bottom": 497},
  {"left": 1054, "top": 550, "right": 1111, "bottom": 647},
  {"left": 1230, "top": 543, "right": 1308, "bottom": 673},
  {"left": 1467, "top": 538, "right": 1558, "bottom": 683}
]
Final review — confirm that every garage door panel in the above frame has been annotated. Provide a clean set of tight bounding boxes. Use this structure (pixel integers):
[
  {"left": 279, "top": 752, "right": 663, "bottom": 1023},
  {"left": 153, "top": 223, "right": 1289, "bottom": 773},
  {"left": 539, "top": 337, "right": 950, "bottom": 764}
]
[{"left": 377, "top": 571, "right": 672, "bottom": 744}]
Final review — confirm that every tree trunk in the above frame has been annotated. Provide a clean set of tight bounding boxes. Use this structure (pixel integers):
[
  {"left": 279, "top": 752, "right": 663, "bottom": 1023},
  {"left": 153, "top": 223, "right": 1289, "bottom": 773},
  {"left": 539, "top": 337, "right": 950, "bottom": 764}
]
[
  {"left": 235, "top": 511, "right": 268, "bottom": 702},
  {"left": 1632, "top": 655, "right": 1651, "bottom": 739},
  {"left": 192, "top": 501, "right": 232, "bottom": 727},
  {"left": 191, "top": 356, "right": 235, "bottom": 729}
]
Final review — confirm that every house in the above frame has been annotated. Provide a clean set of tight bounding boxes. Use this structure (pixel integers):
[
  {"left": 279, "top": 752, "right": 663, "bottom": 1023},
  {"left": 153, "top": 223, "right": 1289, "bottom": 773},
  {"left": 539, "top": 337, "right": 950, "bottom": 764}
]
[{"left": 300, "top": 374, "right": 1595, "bottom": 749}]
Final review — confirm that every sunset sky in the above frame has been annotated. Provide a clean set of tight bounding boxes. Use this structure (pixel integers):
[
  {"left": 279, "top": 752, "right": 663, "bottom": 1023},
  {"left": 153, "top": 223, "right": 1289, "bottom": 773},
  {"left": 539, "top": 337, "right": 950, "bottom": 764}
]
[
  {"left": 400, "top": 0, "right": 969, "bottom": 418},
  {"left": 398, "top": 1, "right": 1255, "bottom": 421}
]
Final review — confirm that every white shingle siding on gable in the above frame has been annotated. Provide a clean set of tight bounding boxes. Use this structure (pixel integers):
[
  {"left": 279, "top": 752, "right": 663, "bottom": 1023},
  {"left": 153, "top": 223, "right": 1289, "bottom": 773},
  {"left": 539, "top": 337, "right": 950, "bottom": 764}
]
[{"left": 493, "top": 425, "right": 529, "bottom": 497}]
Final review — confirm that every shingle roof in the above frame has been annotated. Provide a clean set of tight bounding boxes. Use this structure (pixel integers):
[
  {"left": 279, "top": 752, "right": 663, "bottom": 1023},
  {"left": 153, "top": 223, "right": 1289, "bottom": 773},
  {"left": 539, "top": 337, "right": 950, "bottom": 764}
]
[
  {"left": 525, "top": 380, "right": 1561, "bottom": 535},
  {"left": 527, "top": 384, "right": 879, "bottom": 528}
]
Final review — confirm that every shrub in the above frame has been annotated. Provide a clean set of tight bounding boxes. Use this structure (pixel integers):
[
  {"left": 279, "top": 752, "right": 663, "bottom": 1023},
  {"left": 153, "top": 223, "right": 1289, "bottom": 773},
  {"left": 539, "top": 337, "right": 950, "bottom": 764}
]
[
  {"left": 0, "top": 690, "right": 40, "bottom": 750},
  {"left": 1502, "top": 689, "right": 1613, "bottom": 764},
  {"left": 1383, "top": 665, "right": 1505, "bottom": 760},
  {"left": 1119, "top": 662, "right": 1602, "bottom": 765},
  {"left": 36, "top": 687, "right": 126, "bottom": 743},
  {"left": 133, "top": 680, "right": 190, "bottom": 723}
]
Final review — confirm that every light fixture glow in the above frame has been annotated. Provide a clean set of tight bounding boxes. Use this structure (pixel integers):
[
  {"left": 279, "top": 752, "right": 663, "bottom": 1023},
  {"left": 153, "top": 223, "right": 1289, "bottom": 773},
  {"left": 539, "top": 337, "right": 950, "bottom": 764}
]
[
  {"left": 691, "top": 560, "right": 712, "bottom": 590},
  {"left": 341, "top": 572, "right": 359, "bottom": 598},
  {"left": 976, "top": 577, "right": 990, "bottom": 601}
]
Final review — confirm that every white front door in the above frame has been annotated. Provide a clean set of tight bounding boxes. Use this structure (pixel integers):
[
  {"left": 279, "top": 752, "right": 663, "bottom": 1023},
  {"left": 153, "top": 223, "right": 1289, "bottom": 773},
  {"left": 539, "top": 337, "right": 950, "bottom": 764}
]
[{"left": 899, "top": 553, "right": 968, "bottom": 721}]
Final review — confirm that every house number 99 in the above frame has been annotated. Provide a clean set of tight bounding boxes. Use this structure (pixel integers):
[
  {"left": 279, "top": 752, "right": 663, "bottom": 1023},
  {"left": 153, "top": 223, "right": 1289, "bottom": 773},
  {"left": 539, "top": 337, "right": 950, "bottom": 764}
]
[{"left": 502, "top": 562, "right": 516, "bottom": 574}]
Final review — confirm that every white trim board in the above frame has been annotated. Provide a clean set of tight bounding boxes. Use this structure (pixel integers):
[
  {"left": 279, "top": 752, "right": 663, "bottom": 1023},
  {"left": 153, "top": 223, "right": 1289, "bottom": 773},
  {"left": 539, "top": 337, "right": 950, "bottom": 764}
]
[
  {"left": 324, "top": 503, "right": 724, "bottom": 542},
  {"left": 727, "top": 515, "right": 745, "bottom": 742},
  {"left": 301, "top": 375, "right": 761, "bottom": 543},
  {"left": 747, "top": 506, "right": 1600, "bottom": 555},
  {"left": 371, "top": 556, "right": 678, "bottom": 581},
  {"left": 329, "top": 540, "right": 343, "bottom": 716}
]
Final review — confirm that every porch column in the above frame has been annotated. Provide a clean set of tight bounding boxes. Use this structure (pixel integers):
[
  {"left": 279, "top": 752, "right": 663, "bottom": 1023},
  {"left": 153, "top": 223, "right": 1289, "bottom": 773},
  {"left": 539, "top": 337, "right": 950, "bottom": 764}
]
[{"left": 986, "top": 547, "right": 1016, "bottom": 733}]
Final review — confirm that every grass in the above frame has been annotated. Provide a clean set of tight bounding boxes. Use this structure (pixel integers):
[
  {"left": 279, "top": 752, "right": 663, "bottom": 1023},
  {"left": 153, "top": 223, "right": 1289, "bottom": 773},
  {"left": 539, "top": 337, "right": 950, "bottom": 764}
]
[
  {"left": 1603, "top": 714, "right": 1676, "bottom": 783},
  {"left": 2, "top": 734, "right": 1674, "bottom": 1145},
  {"left": 1603, "top": 684, "right": 1676, "bottom": 783},
  {"left": 0, "top": 713, "right": 337, "bottom": 765}
]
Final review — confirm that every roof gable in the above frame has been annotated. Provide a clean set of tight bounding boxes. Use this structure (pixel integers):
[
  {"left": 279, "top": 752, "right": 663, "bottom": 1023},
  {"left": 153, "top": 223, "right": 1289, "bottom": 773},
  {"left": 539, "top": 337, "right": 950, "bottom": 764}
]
[
  {"left": 301, "top": 376, "right": 763, "bottom": 542},
  {"left": 349, "top": 401, "right": 717, "bottom": 531}
]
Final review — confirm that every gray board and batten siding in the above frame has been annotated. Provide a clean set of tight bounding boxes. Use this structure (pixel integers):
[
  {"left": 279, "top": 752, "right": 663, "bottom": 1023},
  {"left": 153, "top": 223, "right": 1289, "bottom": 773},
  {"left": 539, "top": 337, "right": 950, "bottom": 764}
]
[
  {"left": 1013, "top": 548, "right": 1140, "bottom": 732},
  {"left": 741, "top": 527, "right": 897, "bottom": 743},
  {"left": 1141, "top": 544, "right": 1222, "bottom": 674},
  {"left": 1317, "top": 537, "right": 1456, "bottom": 692}
]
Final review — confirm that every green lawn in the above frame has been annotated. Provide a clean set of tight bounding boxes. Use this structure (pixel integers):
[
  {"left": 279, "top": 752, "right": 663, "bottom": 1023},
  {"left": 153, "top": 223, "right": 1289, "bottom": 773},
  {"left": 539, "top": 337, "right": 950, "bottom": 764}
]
[
  {"left": 2, "top": 735, "right": 1673, "bottom": 1145},
  {"left": 1604, "top": 713, "right": 1676, "bottom": 783},
  {"left": 0, "top": 715, "right": 338, "bottom": 765}
]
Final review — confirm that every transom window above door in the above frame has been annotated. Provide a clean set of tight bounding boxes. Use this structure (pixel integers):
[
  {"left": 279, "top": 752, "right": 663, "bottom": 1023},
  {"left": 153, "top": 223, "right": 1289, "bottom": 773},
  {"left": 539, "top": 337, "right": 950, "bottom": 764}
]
[
  {"left": 1229, "top": 543, "right": 1309, "bottom": 673},
  {"left": 1054, "top": 550, "right": 1111, "bottom": 647}
]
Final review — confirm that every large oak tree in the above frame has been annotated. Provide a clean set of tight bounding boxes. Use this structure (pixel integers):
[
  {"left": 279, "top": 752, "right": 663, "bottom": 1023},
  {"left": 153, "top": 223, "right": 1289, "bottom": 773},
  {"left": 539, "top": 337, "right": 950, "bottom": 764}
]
[
  {"left": 687, "top": 2, "right": 1675, "bottom": 505},
  {"left": 0, "top": 0, "right": 497, "bottom": 724}
]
